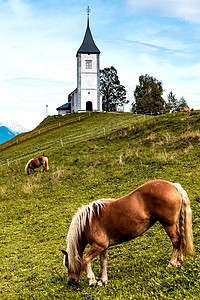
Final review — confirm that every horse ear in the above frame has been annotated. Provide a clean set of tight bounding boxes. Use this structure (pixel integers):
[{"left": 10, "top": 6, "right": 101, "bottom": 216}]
[{"left": 61, "top": 249, "right": 68, "bottom": 258}]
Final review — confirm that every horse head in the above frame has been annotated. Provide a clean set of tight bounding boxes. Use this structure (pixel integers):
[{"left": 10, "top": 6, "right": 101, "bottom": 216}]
[{"left": 61, "top": 250, "right": 85, "bottom": 285}]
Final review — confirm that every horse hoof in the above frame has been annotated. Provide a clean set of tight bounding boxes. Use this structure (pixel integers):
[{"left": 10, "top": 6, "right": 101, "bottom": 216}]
[
  {"left": 167, "top": 261, "right": 180, "bottom": 268},
  {"left": 98, "top": 280, "right": 108, "bottom": 286},
  {"left": 89, "top": 280, "right": 97, "bottom": 287},
  {"left": 176, "top": 261, "right": 181, "bottom": 267}
]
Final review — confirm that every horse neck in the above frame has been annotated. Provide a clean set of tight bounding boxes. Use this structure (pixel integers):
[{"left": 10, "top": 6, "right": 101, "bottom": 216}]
[
  {"left": 66, "top": 200, "right": 106, "bottom": 272},
  {"left": 67, "top": 228, "right": 87, "bottom": 273}
]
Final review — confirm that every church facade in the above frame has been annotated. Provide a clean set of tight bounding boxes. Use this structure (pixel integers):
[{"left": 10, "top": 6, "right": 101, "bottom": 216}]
[{"left": 57, "top": 12, "right": 102, "bottom": 114}]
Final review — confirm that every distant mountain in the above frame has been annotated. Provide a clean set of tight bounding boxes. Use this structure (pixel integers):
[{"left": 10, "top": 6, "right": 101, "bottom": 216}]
[
  {"left": 0, "top": 121, "right": 28, "bottom": 135},
  {"left": 0, "top": 122, "right": 29, "bottom": 144},
  {"left": 0, "top": 126, "right": 16, "bottom": 144}
]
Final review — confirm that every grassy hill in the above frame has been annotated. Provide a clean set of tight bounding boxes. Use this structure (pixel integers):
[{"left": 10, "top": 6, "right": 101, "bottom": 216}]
[{"left": 0, "top": 111, "right": 200, "bottom": 299}]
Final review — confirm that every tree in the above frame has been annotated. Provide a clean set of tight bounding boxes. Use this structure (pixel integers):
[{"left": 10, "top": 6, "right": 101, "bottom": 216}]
[
  {"left": 177, "top": 96, "right": 189, "bottom": 110},
  {"left": 166, "top": 91, "right": 178, "bottom": 111},
  {"left": 100, "top": 66, "right": 127, "bottom": 112},
  {"left": 133, "top": 74, "right": 165, "bottom": 113}
]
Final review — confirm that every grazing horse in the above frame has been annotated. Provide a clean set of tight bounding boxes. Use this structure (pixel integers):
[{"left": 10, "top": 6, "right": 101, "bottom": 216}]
[
  {"left": 183, "top": 107, "right": 191, "bottom": 112},
  {"left": 25, "top": 155, "right": 49, "bottom": 175},
  {"left": 62, "top": 180, "right": 194, "bottom": 286}
]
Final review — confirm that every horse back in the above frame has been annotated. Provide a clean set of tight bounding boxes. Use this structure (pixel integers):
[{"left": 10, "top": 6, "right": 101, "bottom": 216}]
[
  {"left": 133, "top": 180, "right": 182, "bottom": 219},
  {"left": 30, "top": 158, "right": 41, "bottom": 168},
  {"left": 85, "top": 180, "right": 182, "bottom": 246}
]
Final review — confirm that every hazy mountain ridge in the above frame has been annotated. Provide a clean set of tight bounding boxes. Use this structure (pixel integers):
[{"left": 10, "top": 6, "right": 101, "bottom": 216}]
[
  {"left": 0, "top": 126, "right": 15, "bottom": 144},
  {"left": 0, "top": 121, "right": 28, "bottom": 135},
  {"left": 0, "top": 122, "right": 28, "bottom": 144}
]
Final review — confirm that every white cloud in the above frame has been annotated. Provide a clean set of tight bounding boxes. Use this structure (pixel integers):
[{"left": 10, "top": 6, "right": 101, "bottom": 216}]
[{"left": 126, "top": 0, "right": 200, "bottom": 23}]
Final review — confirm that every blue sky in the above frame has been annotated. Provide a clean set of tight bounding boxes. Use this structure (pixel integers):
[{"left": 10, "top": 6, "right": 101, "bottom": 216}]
[{"left": 0, "top": 0, "right": 200, "bottom": 129}]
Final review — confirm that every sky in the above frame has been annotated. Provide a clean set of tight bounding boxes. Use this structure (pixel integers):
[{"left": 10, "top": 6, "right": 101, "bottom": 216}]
[{"left": 0, "top": 0, "right": 200, "bottom": 130}]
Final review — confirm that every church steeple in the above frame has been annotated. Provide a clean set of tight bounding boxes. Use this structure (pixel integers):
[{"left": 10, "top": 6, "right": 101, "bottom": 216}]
[
  {"left": 77, "top": 7, "right": 100, "bottom": 56},
  {"left": 72, "top": 7, "right": 101, "bottom": 113}
]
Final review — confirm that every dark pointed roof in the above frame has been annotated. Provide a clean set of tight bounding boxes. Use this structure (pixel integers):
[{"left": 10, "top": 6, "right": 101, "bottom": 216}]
[{"left": 77, "top": 18, "right": 100, "bottom": 56}]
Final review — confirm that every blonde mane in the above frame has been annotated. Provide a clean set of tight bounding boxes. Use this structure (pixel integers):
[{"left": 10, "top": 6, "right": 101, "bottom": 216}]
[
  {"left": 25, "top": 159, "right": 33, "bottom": 173},
  {"left": 66, "top": 199, "right": 107, "bottom": 272}
]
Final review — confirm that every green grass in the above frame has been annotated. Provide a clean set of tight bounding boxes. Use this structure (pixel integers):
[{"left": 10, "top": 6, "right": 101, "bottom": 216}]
[{"left": 0, "top": 111, "right": 200, "bottom": 299}]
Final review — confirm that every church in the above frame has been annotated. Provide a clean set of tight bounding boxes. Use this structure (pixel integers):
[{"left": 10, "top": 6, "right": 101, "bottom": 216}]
[{"left": 57, "top": 9, "right": 102, "bottom": 114}]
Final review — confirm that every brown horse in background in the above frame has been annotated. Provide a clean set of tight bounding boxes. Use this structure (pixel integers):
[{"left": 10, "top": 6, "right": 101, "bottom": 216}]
[
  {"left": 183, "top": 107, "right": 191, "bottom": 112},
  {"left": 25, "top": 155, "right": 49, "bottom": 175},
  {"left": 62, "top": 180, "right": 194, "bottom": 286}
]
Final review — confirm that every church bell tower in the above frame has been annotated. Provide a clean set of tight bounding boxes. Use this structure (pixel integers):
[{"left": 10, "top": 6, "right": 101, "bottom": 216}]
[{"left": 76, "top": 7, "right": 101, "bottom": 112}]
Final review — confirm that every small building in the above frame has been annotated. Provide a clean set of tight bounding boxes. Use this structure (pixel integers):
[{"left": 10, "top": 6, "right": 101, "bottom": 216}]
[{"left": 56, "top": 102, "right": 71, "bottom": 114}]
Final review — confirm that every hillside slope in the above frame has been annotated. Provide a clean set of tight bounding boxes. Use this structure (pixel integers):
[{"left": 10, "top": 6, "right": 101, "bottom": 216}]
[{"left": 0, "top": 111, "right": 200, "bottom": 299}]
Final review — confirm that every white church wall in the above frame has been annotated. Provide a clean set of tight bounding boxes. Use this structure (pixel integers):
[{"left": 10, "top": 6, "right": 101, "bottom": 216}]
[
  {"left": 81, "top": 90, "right": 98, "bottom": 110},
  {"left": 82, "top": 73, "right": 97, "bottom": 89},
  {"left": 79, "top": 53, "right": 98, "bottom": 111},
  {"left": 81, "top": 54, "right": 97, "bottom": 72}
]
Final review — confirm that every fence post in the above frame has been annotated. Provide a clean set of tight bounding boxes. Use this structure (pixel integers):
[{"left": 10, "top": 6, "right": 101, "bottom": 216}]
[{"left": 60, "top": 140, "right": 63, "bottom": 147}]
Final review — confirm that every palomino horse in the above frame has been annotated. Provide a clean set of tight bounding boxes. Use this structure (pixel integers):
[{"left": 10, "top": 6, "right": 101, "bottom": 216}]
[
  {"left": 62, "top": 180, "right": 194, "bottom": 286},
  {"left": 25, "top": 155, "right": 49, "bottom": 175}
]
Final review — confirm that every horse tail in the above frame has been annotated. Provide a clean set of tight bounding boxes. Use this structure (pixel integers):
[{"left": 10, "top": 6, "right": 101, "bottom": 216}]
[
  {"left": 25, "top": 159, "right": 33, "bottom": 174},
  {"left": 44, "top": 157, "right": 49, "bottom": 171},
  {"left": 173, "top": 183, "right": 194, "bottom": 256}
]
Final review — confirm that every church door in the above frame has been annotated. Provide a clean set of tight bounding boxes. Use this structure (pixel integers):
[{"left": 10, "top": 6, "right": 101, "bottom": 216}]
[{"left": 86, "top": 101, "right": 93, "bottom": 111}]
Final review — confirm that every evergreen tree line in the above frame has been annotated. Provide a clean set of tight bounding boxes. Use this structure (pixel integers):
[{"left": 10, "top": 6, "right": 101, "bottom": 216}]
[{"left": 100, "top": 67, "right": 190, "bottom": 113}]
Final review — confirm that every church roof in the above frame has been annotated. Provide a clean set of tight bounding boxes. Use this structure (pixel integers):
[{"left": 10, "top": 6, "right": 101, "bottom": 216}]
[
  {"left": 56, "top": 102, "right": 71, "bottom": 110},
  {"left": 77, "top": 18, "right": 100, "bottom": 56}
]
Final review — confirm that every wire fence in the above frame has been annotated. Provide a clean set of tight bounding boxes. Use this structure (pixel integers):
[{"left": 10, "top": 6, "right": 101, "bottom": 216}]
[
  {"left": 0, "top": 115, "right": 146, "bottom": 168},
  {"left": 0, "top": 114, "right": 90, "bottom": 151}
]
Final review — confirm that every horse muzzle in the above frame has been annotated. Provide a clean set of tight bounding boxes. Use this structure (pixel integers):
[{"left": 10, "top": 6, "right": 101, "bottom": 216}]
[{"left": 68, "top": 276, "right": 79, "bottom": 286}]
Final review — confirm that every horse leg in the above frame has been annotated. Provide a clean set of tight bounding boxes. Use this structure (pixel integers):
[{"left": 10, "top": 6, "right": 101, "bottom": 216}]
[
  {"left": 163, "top": 223, "right": 181, "bottom": 267},
  {"left": 85, "top": 263, "right": 97, "bottom": 287},
  {"left": 177, "top": 247, "right": 183, "bottom": 263},
  {"left": 84, "top": 242, "right": 107, "bottom": 287},
  {"left": 98, "top": 248, "right": 108, "bottom": 286}
]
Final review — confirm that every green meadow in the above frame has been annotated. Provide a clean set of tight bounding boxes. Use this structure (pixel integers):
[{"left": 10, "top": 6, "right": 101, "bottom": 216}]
[{"left": 0, "top": 111, "right": 200, "bottom": 299}]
